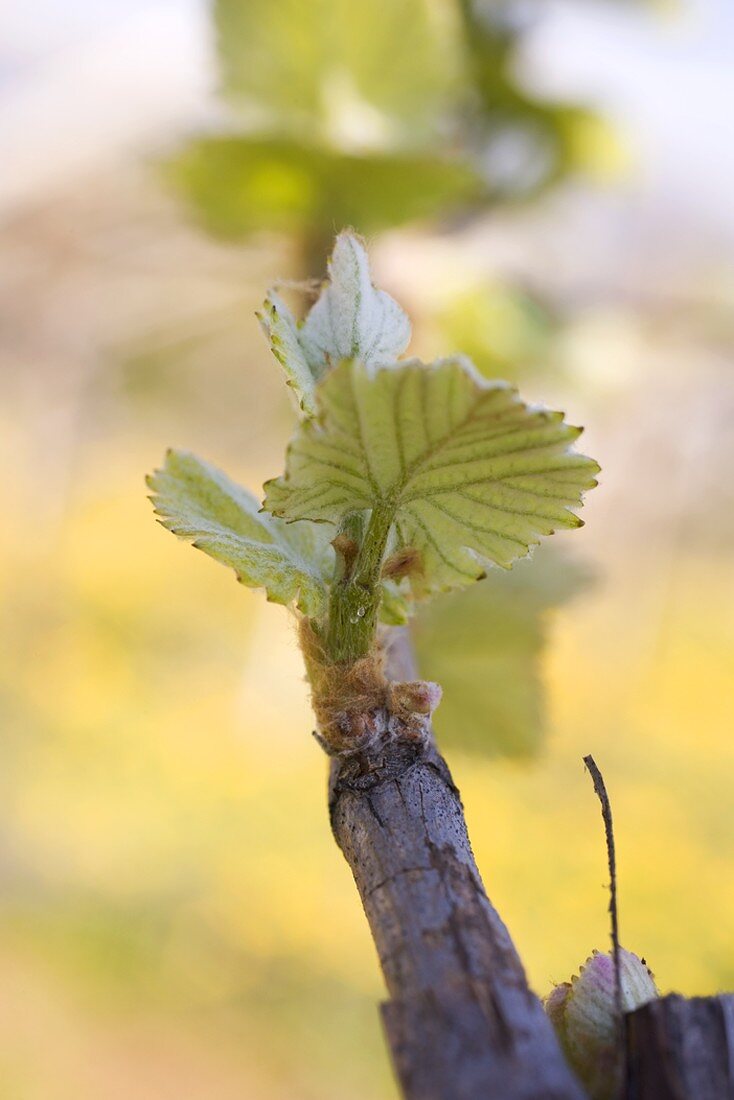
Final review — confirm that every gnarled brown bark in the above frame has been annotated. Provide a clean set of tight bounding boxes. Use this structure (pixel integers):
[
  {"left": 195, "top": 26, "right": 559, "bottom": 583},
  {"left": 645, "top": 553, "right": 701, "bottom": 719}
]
[
  {"left": 328, "top": 630, "right": 585, "bottom": 1100},
  {"left": 626, "top": 993, "right": 734, "bottom": 1099}
]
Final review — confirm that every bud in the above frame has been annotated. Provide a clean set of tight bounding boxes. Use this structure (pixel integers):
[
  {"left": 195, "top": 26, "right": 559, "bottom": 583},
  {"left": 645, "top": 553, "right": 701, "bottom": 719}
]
[{"left": 545, "top": 948, "right": 657, "bottom": 1100}]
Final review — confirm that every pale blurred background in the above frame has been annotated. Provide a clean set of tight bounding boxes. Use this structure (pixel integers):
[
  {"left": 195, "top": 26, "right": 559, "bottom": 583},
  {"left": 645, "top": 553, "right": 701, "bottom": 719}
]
[{"left": 1, "top": 1, "right": 733, "bottom": 1097}]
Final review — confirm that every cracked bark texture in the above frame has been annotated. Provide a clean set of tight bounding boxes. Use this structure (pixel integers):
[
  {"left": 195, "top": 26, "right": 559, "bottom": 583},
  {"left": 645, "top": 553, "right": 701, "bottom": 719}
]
[
  {"left": 625, "top": 994, "right": 734, "bottom": 1099},
  {"left": 328, "top": 630, "right": 585, "bottom": 1100}
]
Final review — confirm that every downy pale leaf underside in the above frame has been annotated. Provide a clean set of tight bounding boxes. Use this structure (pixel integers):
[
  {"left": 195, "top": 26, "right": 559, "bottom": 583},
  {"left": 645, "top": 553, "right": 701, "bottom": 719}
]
[
  {"left": 148, "top": 449, "right": 332, "bottom": 616},
  {"left": 258, "top": 231, "right": 410, "bottom": 417}
]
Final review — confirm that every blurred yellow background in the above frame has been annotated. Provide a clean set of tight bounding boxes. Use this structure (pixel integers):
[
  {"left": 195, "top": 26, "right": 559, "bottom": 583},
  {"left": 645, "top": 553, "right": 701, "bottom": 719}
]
[{"left": 1, "top": 1, "right": 733, "bottom": 1097}]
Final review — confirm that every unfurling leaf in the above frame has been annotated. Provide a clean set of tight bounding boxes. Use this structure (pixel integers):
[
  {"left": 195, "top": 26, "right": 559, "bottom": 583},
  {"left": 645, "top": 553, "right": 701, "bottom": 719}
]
[
  {"left": 147, "top": 450, "right": 332, "bottom": 616},
  {"left": 546, "top": 950, "right": 657, "bottom": 1100},
  {"left": 264, "top": 357, "right": 599, "bottom": 596},
  {"left": 257, "top": 232, "right": 410, "bottom": 416},
  {"left": 297, "top": 231, "right": 411, "bottom": 373},
  {"left": 257, "top": 291, "right": 319, "bottom": 417}
]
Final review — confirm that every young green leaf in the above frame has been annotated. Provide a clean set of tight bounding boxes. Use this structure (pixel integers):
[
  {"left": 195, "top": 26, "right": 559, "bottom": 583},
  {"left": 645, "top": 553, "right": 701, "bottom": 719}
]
[
  {"left": 298, "top": 231, "right": 411, "bottom": 373},
  {"left": 257, "top": 290, "right": 319, "bottom": 417},
  {"left": 264, "top": 357, "right": 599, "bottom": 594},
  {"left": 148, "top": 449, "right": 331, "bottom": 616}
]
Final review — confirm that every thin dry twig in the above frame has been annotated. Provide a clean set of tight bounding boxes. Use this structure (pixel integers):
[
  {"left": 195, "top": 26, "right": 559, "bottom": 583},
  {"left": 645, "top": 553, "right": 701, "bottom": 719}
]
[{"left": 583, "top": 754, "right": 622, "bottom": 1022}]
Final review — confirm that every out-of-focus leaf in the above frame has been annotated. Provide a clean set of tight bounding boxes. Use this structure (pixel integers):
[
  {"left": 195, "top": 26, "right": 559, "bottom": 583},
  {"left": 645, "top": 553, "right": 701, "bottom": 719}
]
[
  {"left": 439, "top": 285, "right": 556, "bottom": 383},
  {"left": 215, "top": 0, "right": 460, "bottom": 146},
  {"left": 264, "top": 357, "right": 599, "bottom": 595},
  {"left": 148, "top": 449, "right": 333, "bottom": 615},
  {"left": 456, "top": 0, "right": 612, "bottom": 198},
  {"left": 165, "top": 138, "right": 485, "bottom": 241},
  {"left": 167, "top": 1, "right": 623, "bottom": 253},
  {"left": 411, "top": 548, "right": 592, "bottom": 757}
]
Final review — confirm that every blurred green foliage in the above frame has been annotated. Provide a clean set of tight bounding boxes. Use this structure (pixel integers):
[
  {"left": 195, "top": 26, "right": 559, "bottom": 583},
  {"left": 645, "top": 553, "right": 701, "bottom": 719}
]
[
  {"left": 412, "top": 548, "right": 592, "bottom": 756},
  {"left": 457, "top": 0, "right": 606, "bottom": 197},
  {"left": 439, "top": 282, "right": 557, "bottom": 382},
  {"left": 215, "top": 0, "right": 459, "bottom": 140},
  {"left": 167, "top": 0, "right": 612, "bottom": 259},
  {"left": 167, "top": 139, "right": 483, "bottom": 244}
]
